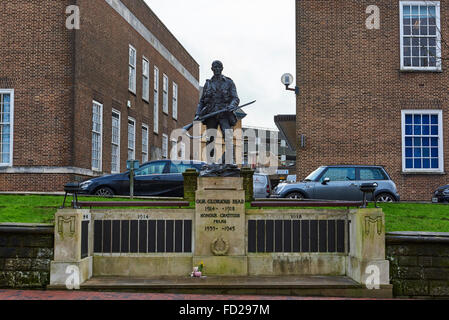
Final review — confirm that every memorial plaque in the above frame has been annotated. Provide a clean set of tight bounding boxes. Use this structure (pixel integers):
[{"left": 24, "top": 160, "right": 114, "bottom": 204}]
[{"left": 194, "top": 177, "right": 247, "bottom": 275}]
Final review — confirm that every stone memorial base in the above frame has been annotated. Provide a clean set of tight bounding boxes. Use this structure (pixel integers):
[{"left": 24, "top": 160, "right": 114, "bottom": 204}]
[
  {"left": 194, "top": 177, "right": 247, "bottom": 276},
  {"left": 48, "top": 175, "right": 391, "bottom": 297}
]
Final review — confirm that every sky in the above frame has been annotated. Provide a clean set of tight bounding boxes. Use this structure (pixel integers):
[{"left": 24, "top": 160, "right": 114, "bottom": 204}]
[{"left": 145, "top": 0, "right": 296, "bottom": 130}]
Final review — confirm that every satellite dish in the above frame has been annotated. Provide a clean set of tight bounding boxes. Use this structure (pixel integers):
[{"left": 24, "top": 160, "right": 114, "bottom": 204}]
[{"left": 281, "top": 73, "right": 294, "bottom": 86}]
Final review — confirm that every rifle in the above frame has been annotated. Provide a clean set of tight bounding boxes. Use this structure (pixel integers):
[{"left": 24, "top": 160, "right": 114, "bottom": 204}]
[{"left": 183, "top": 100, "right": 256, "bottom": 132}]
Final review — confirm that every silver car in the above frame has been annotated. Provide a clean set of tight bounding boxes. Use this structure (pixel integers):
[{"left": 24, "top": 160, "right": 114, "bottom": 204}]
[
  {"left": 272, "top": 165, "right": 400, "bottom": 202},
  {"left": 253, "top": 173, "right": 272, "bottom": 198}
]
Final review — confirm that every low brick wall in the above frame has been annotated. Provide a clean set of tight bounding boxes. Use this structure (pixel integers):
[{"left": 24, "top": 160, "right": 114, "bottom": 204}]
[
  {"left": 0, "top": 224, "right": 54, "bottom": 288},
  {"left": 387, "top": 232, "right": 449, "bottom": 298}
]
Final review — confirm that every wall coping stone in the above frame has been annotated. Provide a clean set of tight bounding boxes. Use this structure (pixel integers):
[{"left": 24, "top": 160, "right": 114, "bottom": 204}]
[
  {"left": 387, "top": 232, "right": 449, "bottom": 244},
  {"left": 0, "top": 223, "right": 54, "bottom": 234}
]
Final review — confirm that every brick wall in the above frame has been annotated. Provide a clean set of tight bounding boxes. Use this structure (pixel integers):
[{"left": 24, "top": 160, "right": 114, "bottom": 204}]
[
  {"left": 0, "top": 0, "right": 200, "bottom": 192},
  {"left": 73, "top": 0, "right": 200, "bottom": 174},
  {"left": 387, "top": 232, "right": 449, "bottom": 298},
  {"left": 0, "top": 224, "right": 54, "bottom": 288},
  {"left": 296, "top": 0, "right": 449, "bottom": 200},
  {"left": 0, "top": 0, "right": 75, "bottom": 166}
]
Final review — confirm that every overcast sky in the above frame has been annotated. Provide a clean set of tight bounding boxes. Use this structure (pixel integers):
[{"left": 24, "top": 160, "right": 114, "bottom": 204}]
[{"left": 145, "top": 0, "right": 296, "bottom": 130}]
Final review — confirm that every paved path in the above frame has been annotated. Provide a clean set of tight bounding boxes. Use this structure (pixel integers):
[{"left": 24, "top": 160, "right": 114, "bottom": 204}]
[{"left": 0, "top": 289, "right": 380, "bottom": 300}]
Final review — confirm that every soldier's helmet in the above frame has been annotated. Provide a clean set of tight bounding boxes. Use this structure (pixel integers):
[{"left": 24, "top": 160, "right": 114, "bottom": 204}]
[{"left": 212, "top": 60, "right": 223, "bottom": 69}]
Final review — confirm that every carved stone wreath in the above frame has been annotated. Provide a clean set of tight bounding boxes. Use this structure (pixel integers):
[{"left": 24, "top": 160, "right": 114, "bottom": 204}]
[{"left": 211, "top": 237, "right": 230, "bottom": 256}]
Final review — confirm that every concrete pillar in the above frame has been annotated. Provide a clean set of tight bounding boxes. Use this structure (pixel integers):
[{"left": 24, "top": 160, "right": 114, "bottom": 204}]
[
  {"left": 183, "top": 168, "right": 199, "bottom": 202},
  {"left": 49, "top": 209, "right": 93, "bottom": 287},
  {"left": 347, "top": 208, "right": 390, "bottom": 286},
  {"left": 241, "top": 168, "right": 255, "bottom": 202}
]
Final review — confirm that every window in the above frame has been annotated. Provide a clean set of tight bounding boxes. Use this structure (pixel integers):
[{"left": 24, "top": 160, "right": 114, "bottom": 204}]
[
  {"left": 163, "top": 74, "right": 169, "bottom": 114},
  {"left": 321, "top": 167, "right": 356, "bottom": 182},
  {"left": 402, "top": 110, "right": 443, "bottom": 172},
  {"left": 400, "top": 2, "right": 441, "bottom": 71},
  {"left": 170, "top": 162, "right": 195, "bottom": 174},
  {"left": 358, "top": 168, "right": 387, "bottom": 180},
  {"left": 171, "top": 139, "right": 178, "bottom": 160},
  {"left": 142, "top": 124, "right": 149, "bottom": 163},
  {"left": 142, "top": 57, "right": 150, "bottom": 102},
  {"left": 0, "top": 90, "right": 13, "bottom": 166},
  {"left": 173, "top": 82, "right": 178, "bottom": 120},
  {"left": 154, "top": 66, "right": 159, "bottom": 134},
  {"left": 135, "top": 161, "right": 167, "bottom": 176},
  {"left": 128, "top": 118, "right": 136, "bottom": 160},
  {"left": 129, "top": 45, "right": 137, "bottom": 93},
  {"left": 92, "top": 101, "right": 103, "bottom": 171},
  {"left": 111, "top": 110, "right": 121, "bottom": 174},
  {"left": 180, "top": 142, "right": 186, "bottom": 160},
  {"left": 162, "top": 134, "right": 168, "bottom": 159}
]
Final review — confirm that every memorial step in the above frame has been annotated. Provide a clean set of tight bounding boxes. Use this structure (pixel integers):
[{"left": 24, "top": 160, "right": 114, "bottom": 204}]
[{"left": 49, "top": 276, "right": 393, "bottom": 298}]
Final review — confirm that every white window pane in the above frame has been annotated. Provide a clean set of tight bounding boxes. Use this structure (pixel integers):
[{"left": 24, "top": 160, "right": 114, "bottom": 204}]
[{"left": 128, "top": 119, "right": 135, "bottom": 160}]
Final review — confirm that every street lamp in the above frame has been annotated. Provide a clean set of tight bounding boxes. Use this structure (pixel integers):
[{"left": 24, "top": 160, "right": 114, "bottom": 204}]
[{"left": 281, "top": 73, "right": 299, "bottom": 95}]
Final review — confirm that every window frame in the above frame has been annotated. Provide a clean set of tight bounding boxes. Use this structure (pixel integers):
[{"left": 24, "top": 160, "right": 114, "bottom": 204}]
[
  {"left": 142, "top": 124, "right": 149, "bottom": 164},
  {"left": 171, "top": 138, "right": 178, "bottom": 160},
  {"left": 142, "top": 57, "right": 150, "bottom": 102},
  {"left": 172, "top": 82, "right": 178, "bottom": 120},
  {"left": 162, "top": 134, "right": 168, "bottom": 159},
  {"left": 0, "top": 89, "right": 14, "bottom": 167},
  {"left": 162, "top": 74, "right": 169, "bottom": 115},
  {"left": 92, "top": 100, "right": 103, "bottom": 172},
  {"left": 154, "top": 66, "right": 159, "bottom": 134},
  {"left": 401, "top": 109, "right": 444, "bottom": 173},
  {"left": 129, "top": 45, "right": 137, "bottom": 93},
  {"left": 111, "top": 109, "right": 121, "bottom": 174},
  {"left": 399, "top": 1, "right": 442, "bottom": 71},
  {"left": 128, "top": 117, "right": 136, "bottom": 161}
]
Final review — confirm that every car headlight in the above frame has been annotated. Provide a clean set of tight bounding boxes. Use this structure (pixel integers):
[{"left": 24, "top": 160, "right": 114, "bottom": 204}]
[{"left": 80, "top": 180, "right": 93, "bottom": 190}]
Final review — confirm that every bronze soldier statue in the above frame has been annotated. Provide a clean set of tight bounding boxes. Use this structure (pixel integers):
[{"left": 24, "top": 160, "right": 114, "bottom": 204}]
[{"left": 195, "top": 60, "right": 240, "bottom": 166}]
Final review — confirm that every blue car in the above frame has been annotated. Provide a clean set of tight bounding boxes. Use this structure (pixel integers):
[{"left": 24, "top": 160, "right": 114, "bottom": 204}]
[
  {"left": 79, "top": 160, "right": 206, "bottom": 197},
  {"left": 272, "top": 165, "right": 400, "bottom": 202}
]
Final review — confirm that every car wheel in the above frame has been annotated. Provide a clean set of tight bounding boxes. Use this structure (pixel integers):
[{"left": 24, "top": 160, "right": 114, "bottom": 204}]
[
  {"left": 94, "top": 186, "right": 114, "bottom": 197},
  {"left": 375, "top": 193, "right": 395, "bottom": 203},
  {"left": 286, "top": 192, "right": 305, "bottom": 200}
]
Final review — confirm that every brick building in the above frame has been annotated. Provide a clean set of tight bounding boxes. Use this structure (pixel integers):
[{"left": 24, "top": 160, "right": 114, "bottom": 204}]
[
  {"left": 0, "top": 0, "right": 200, "bottom": 191},
  {"left": 296, "top": 0, "right": 448, "bottom": 200}
]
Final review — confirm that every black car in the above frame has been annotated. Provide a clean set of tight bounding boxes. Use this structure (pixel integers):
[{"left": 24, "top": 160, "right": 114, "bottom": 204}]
[
  {"left": 79, "top": 160, "right": 206, "bottom": 197},
  {"left": 433, "top": 184, "right": 449, "bottom": 203}
]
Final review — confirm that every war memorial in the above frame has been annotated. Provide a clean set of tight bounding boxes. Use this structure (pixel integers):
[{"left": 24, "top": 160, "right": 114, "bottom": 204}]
[{"left": 48, "top": 62, "right": 392, "bottom": 298}]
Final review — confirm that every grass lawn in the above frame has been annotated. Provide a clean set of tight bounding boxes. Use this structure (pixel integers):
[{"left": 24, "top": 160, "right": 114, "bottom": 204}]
[
  {"left": 0, "top": 195, "right": 193, "bottom": 224},
  {"left": 0, "top": 195, "right": 448, "bottom": 232}
]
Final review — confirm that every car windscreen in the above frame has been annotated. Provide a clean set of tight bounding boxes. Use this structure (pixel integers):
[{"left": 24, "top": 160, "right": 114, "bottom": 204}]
[{"left": 304, "top": 167, "right": 325, "bottom": 181}]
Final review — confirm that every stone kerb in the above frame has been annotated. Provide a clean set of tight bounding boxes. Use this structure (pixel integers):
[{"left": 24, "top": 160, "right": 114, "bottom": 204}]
[{"left": 347, "top": 208, "right": 390, "bottom": 286}]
